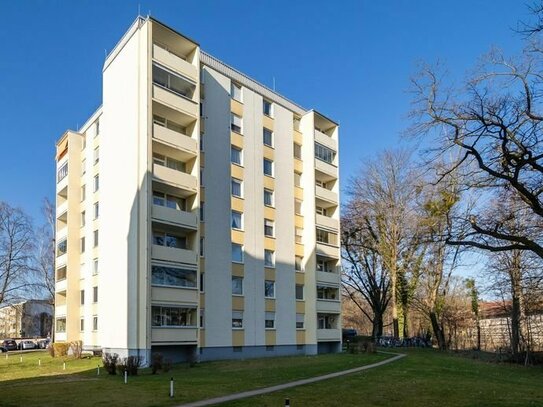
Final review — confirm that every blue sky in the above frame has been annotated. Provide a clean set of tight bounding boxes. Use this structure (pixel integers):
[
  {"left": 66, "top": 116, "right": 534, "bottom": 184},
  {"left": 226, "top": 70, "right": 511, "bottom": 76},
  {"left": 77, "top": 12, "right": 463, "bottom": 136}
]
[{"left": 0, "top": 0, "right": 528, "bottom": 223}]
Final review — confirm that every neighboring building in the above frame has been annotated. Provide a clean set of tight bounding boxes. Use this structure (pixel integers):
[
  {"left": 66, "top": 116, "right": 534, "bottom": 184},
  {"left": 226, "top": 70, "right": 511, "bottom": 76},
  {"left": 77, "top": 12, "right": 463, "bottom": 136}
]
[
  {"left": 0, "top": 300, "right": 53, "bottom": 338},
  {"left": 54, "top": 16, "right": 341, "bottom": 363}
]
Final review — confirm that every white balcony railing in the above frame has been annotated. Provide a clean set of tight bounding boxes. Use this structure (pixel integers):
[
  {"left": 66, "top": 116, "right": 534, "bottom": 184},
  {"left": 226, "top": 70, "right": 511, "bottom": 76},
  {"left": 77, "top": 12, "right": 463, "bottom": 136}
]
[
  {"left": 153, "top": 123, "right": 198, "bottom": 155},
  {"left": 153, "top": 84, "right": 198, "bottom": 118},
  {"left": 317, "top": 328, "right": 341, "bottom": 342},
  {"left": 151, "top": 327, "right": 198, "bottom": 344},
  {"left": 316, "top": 299, "right": 342, "bottom": 314},
  {"left": 152, "top": 164, "right": 197, "bottom": 193},
  {"left": 151, "top": 244, "right": 198, "bottom": 265},
  {"left": 316, "top": 242, "right": 340, "bottom": 259},
  {"left": 152, "top": 44, "right": 198, "bottom": 82},
  {"left": 314, "top": 129, "right": 337, "bottom": 151},
  {"left": 316, "top": 214, "right": 339, "bottom": 231},
  {"left": 152, "top": 204, "right": 198, "bottom": 229},
  {"left": 315, "top": 159, "right": 338, "bottom": 180},
  {"left": 317, "top": 270, "right": 341, "bottom": 285},
  {"left": 315, "top": 186, "right": 338, "bottom": 204}
]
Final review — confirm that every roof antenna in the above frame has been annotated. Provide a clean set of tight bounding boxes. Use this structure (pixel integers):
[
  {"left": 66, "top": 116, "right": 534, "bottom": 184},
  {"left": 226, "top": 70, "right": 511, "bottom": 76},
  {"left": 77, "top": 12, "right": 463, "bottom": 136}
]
[
  {"left": 138, "top": 3, "right": 141, "bottom": 17},
  {"left": 272, "top": 77, "right": 276, "bottom": 91}
]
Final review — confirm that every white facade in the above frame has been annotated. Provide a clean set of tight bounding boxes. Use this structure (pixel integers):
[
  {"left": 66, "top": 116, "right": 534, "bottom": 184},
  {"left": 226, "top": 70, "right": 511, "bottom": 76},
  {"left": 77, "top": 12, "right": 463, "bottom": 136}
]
[{"left": 54, "top": 17, "right": 341, "bottom": 362}]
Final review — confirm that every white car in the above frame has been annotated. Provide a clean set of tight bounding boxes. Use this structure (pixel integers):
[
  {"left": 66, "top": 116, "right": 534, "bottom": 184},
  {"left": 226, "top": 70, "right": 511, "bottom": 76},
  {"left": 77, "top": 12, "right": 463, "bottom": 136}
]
[{"left": 18, "top": 340, "right": 37, "bottom": 350}]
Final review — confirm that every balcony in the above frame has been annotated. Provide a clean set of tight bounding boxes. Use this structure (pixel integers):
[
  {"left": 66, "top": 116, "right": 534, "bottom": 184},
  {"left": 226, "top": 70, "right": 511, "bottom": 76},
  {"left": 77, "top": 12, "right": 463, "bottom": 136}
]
[
  {"left": 151, "top": 286, "right": 198, "bottom": 304},
  {"left": 152, "top": 164, "right": 197, "bottom": 194},
  {"left": 315, "top": 159, "right": 338, "bottom": 181},
  {"left": 317, "top": 270, "right": 341, "bottom": 285},
  {"left": 317, "top": 328, "right": 341, "bottom": 342},
  {"left": 153, "top": 123, "right": 197, "bottom": 156},
  {"left": 151, "top": 327, "right": 198, "bottom": 344},
  {"left": 152, "top": 43, "right": 198, "bottom": 82},
  {"left": 316, "top": 242, "right": 339, "bottom": 259},
  {"left": 317, "top": 299, "right": 341, "bottom": 314},
  {"left": 152, "top": 244, "right": 198, "bottom": 265},
  {"left": 315, "top": 186, "right": 338, "bottom": 205},
  {"left": 153, "top": 84, "right": 198, "bottom": 118},
  {"left": 314, "top": 129, "right": 337, "bottom": 151},
  {"left": 152, "top": 204, "right": 197, "bottom": 230},
  {"left": 55, "top": 304, "right": 67, "bottom": 317},
  {"left": 316, "top": 214, "right": 339, "bottom": 231},
  {"left": 55, "top": 278, "right": 67, "bottom": 293},
  {"left": 57, "top": 201, "right": 68, "bottom": 219}
]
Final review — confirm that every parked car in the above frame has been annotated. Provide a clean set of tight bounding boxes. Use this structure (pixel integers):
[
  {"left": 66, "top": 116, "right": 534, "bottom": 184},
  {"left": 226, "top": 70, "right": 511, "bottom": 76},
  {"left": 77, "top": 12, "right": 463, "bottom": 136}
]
[
  {"left": 18, "top": 340, "right": 37, "bottom": 350},
  {"left": 342, "top": 328, "right": 358, "bottom": 342},
  {"left": 1, "top": 339, "right": 18, "bottom": 351},
  {"left": 0, "top": 346, "right": 7, "bottom": 353},
  {"left": 37, "top": 338, "right": 51, "bottom": 349}
]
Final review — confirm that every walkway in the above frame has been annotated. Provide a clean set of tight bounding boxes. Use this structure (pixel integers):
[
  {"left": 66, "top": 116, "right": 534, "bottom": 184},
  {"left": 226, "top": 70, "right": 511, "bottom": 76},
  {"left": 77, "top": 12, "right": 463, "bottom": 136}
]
[{"left": 176, "top": 351, "right": 406, "bottom": 407}]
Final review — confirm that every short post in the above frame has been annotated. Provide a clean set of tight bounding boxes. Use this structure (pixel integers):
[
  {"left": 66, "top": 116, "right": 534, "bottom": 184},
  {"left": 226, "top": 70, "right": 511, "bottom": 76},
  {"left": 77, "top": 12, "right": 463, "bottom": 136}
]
[
  {"left": 38, "top": 358, "right": 41, "bottom": 366},
  {"left": 63, "top": 361, "right": 66, "bottom": 370},
  {"left": 124, "top": 369, "right": 127, "bottom": 384},
  {"left": 19, "top": 356, "right": 22, "bottom": 363},
  {"left": 169, "top": 377, "right": 174, "bottom": 398},
  {"left": 5, "top": 353, "right": 7, "bottom": 359},
  {"left": 285, "top": 398, "right": 290, "bottom": 407},
  {"left": 97, "top": 365, "right": 100, "bottom": 376}
]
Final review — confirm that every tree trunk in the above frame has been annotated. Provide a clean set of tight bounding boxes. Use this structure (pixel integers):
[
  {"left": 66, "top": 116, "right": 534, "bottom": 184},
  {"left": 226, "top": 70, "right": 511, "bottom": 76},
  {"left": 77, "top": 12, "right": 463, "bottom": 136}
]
[
  {"left": 429, "top": 311, "right": 446, "bottom": 350},
  {"left": 391, "top": 272, "right": 399, "bottom": 338},
  {"left": 372, "top": 310, "right": 384, "bottom": 338}
]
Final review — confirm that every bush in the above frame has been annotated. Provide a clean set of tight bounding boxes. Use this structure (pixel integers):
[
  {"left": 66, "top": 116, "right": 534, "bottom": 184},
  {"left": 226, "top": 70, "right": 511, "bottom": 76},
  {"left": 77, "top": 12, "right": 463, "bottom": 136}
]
[
  {"left": 163, "top": 358, "right": 172, "bottom": 373},
  {"left": 151, "top": 353, "right": 163, "bottom": 375},
  {"left": 116, "top": 356, "right": 143, "bottom": 376},
  {"left": 52, "top": 342, "right": 70, "bottom": 357},
  {"left": 102, "top": 353, "right": 119, "bottom": 375},
  {"left": 46, "top": 344, "right": 55, "bottom": 357},
  {"left": 69, "top": 340, "right": 83, "bottom": 359}
]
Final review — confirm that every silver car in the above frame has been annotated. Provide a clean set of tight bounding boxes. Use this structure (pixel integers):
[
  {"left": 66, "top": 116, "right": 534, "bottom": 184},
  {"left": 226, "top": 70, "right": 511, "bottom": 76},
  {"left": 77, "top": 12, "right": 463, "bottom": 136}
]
[{"left": 19, "top": 340, "right": 37, "bottom": 350}]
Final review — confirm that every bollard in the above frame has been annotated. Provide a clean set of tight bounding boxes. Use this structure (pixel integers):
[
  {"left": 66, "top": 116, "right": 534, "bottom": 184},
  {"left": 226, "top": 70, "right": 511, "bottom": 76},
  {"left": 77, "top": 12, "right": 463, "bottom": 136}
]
[
  {"left": 124, "top": 369, "right": 127, "bottom": 384},
  {"left": 38, "top": 359, "right": 41, "bottom": 366},
  {"left": 285, "top": 398, "right": 290, "bottom": 407},
  {"left": 169, "top": 377, "right": 174, "bottom": 398},
  {"left": 63, "top": 361, "right": 66, "bottom": 370},
  {"left": 97, "top": 365, "right": 100, "bottom": 376},
  {"left": 20, "top": 356, "right": 22, "bottom": 363}
]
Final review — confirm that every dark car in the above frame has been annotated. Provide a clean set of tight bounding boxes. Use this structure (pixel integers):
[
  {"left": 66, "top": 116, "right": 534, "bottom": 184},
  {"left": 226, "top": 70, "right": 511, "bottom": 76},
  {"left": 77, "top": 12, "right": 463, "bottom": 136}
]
[
  {"left": 0, "top": 346, "right": 7, "bottom": 353},
  {"left": 37, "top": 338, "right": 51, "bottom": 349},
  {"left": 342, "top": 328, "right": 358, "bottom": 342},
  {"left": 1, "top": 339, "right": 18, "bottom": 351}
]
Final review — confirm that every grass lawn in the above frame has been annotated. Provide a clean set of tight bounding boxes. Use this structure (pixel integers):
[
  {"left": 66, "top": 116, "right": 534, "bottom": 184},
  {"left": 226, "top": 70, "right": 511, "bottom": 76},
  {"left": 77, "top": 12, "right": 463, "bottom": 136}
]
[
  {"left": 0, "top": 350, "right": 387, "bottom": 407},
  {"left": 224, "top": 348, "right": 543, "bottom": 407}
]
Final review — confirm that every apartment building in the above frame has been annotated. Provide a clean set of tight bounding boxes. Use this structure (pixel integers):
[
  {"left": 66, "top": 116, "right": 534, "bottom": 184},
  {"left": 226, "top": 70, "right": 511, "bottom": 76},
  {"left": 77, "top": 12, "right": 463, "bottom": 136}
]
[{"left": 54, "top": 16, "right": 341, "bottom": 363}]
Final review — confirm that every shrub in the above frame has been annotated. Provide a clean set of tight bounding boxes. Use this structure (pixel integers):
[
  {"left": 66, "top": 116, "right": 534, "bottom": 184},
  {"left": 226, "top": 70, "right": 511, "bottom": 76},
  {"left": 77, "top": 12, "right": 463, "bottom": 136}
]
[
  {"left": 102, "top": 353, "right": 119, "bottom": 375},
  {"left": 69, "top": 340, "right": 83, "bottom": 359},
  {"left": 151, "top": 353, "right": 163, "bottom": 375},
  {"left": 163, "top": 358, "right": 172, "bottom": 373},
  {"left": 52, "top": 342, "right": 70, "bottom": 357},
  {"left": 46, "top": 344, "right": 55, "bottom": 357},
  {"left": 116, "top": 356, "right": 143, "bottom": 376}
]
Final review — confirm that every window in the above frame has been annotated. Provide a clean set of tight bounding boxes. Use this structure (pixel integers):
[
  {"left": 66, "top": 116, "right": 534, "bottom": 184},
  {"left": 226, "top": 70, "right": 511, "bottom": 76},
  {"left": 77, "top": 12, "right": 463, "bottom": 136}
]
[
  {"left": 93, "top": 316, "right": 98, "bottom": 331},
  {"left": 316, "top": 206, "right": 327, "bottom": 216},
  {"left": 151, "top": 306, "right": 197, "bottom": 327},
  {"left": 153, "top": 114, "right": 187, "bottom": 135},
  {"left": 153, "top": 153, "right": 185, "bottom": 172},
  {"left": 81, "top": 211, "right": 86, "bottom": 227},
  {"left": 232, "top": 311, "right": 243, "bottom": 328},
  {"left": 57, "top": 239, "right": 67, "bottom": 256},
  {"left": 264, "top": 280, "right": 275, "bottom": 298},
  {"left": 199, "top": 273, "right": 205, "bottom": 292},
  {"left": 295, "top": 284, "right": 304, "bottom": 300},
  {"left": 200, "top": 168, "right": 204, "bottom": 185},
  {"left": 317, "top": 285, "right": 339, "bottom": 300},
  {"left": 264, "top": 219, "right": 274, "bottom": 237},
  {"left": 232, "top": 276, "right": 243, "bottom": 295},
  {"left": 232, "top": 243, "right": 243, "bottom": 263},
  {"left": 93, "top": 286, "right": 98, "bottom": 303},
  {"left": 80, "top": 289, "right": 85, "bottom": 305},
  {"left": 231, "top": 82, "right": 242, "bottom": 102},
  {"left": 152, "top": 266, "right": 197, "bottom": 288},
  {"left": 315, "top": 142, "right": 336, "bottom": 164},
  {"left": 231, "top": 145, "right": 242, "bottom": 165},
  {"left": 263, "top": 159, "right": 274, "bottom": 177},
  {"left": 80, "top": 318, "right": 85, "bottom": 332},
  {"left": 94, "top": 147, "right": 99, "bottom": 164},
  {"left": 265, "top": 312, "right": 275, "bottom": 329},
  {"left": 295, "top": 227, "right": 303, "bottom": 244},
  {"left": 81, "top": 185, "right": 86, "bottom": 201},
  {"left": 94, "top": 202, "right": 99, "bottom": 219},
  {"left": 295, "top": 256, "right": 303, "bottom": 271},
  {"left": 152, "top": 63, "right": 196, "bottom": 99},
  {"left": 80, "top": 237, "right": 86, "bottom": 253},
  {"left": 318, "top": 314, "right": 336, "bottom": 329},
  {"left": 293, "top": 143, "right": 302, "bottom": 159},
  {"left": 200, "top": 237, "right": 205, "bottom": 257},
  {"left": 200, "top": 134, "right": 204, "bottom": 151},
  {"left": 263, "top": 128, "right": 273, "bottom": 147},
  {"left": 231, "top": 178, "right": 242, "bottom": 197},
  {"left": 95, "top": 120, "right": 100, "bottom": 136},
  {"left": 93, "top": 175, "right": 99, "bottom": 192},
  {"left": 264, "top": 250, "right": 275, "bottom": 268},
  {"left": 316, "top": 228, "right": 338, "bottom": 246},
  {"left": 294, "top": 172, "right": 302, "bottom": 187},
  {"left": 295, "top": 199, "right": 302, "bottom": 215},
  {"left": 231, "top": 211, "right": 243, "bottom": 230},
  {"left": 263, "top": 99, "right": 273, "bottom": 116},
  {"left": 153, "top": 191, "right": 186, "bottom": 211},
  {"left": 296, "top": 313, "right": 305, "bottom": 329},
  {"left": 93, "top": 230, "right": 99, "bottom": 247},
  {"left": 81, "top": 159, "right": 86, "bottom": 176},
  {"left": 93, "top": 258, "right": 99, "bottom": 275},
  {"left": 200, "top": 201, "right": 205, "bottom": 221},
  {"left": 264, "top": 189, "right": 274, "bottom": 207},
  {"left": 200, "top": 309, "right": 205, "bottom": 328},
  {"left": 57, "top": 163, "right": 68, "bottom": 182},
  {"left": 56, "top": 318, "right": 67, "bottom": 333},
  {"left": 153, "top": 231, "right": 187, "bottom": 249},
  {"left": 231, "top": 113, "right": 242, "bottom": 133}
]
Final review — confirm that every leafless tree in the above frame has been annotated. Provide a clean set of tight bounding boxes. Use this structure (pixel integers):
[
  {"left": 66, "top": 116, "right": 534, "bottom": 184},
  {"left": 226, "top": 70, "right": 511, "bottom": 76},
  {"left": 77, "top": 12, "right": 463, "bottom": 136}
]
[
  {"left": 0, "top": 202, "right": 35, "bottom": 305},
  {"left": 31, "top": 198, "right": 55, "bottom": 306}
]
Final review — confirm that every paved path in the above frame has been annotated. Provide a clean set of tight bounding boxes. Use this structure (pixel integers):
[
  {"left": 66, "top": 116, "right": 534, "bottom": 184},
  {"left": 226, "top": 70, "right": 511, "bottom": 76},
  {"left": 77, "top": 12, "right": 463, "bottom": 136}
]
[{"left": 176, "top": 352, "right": 406, "bottom": 407}]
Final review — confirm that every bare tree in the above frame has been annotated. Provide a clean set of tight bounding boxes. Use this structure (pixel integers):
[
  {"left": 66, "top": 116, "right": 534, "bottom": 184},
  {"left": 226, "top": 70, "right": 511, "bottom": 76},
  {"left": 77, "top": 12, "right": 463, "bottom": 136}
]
[
  {"left": 0, "top": 202, "right": 35, "bottom": 305},
  {"left": 31, "top": 198, "right": 55, "bottom": 306}
]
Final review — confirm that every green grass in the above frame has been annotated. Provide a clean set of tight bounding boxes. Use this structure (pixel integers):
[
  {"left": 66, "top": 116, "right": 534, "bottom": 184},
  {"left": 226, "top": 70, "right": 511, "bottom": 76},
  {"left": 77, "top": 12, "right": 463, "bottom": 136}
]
[
  {"left": 0, "top": 350, "right": 386, "bottom": 407},
  {"left": 224, "top": 349, "right": 543, "bottom": 407}
]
